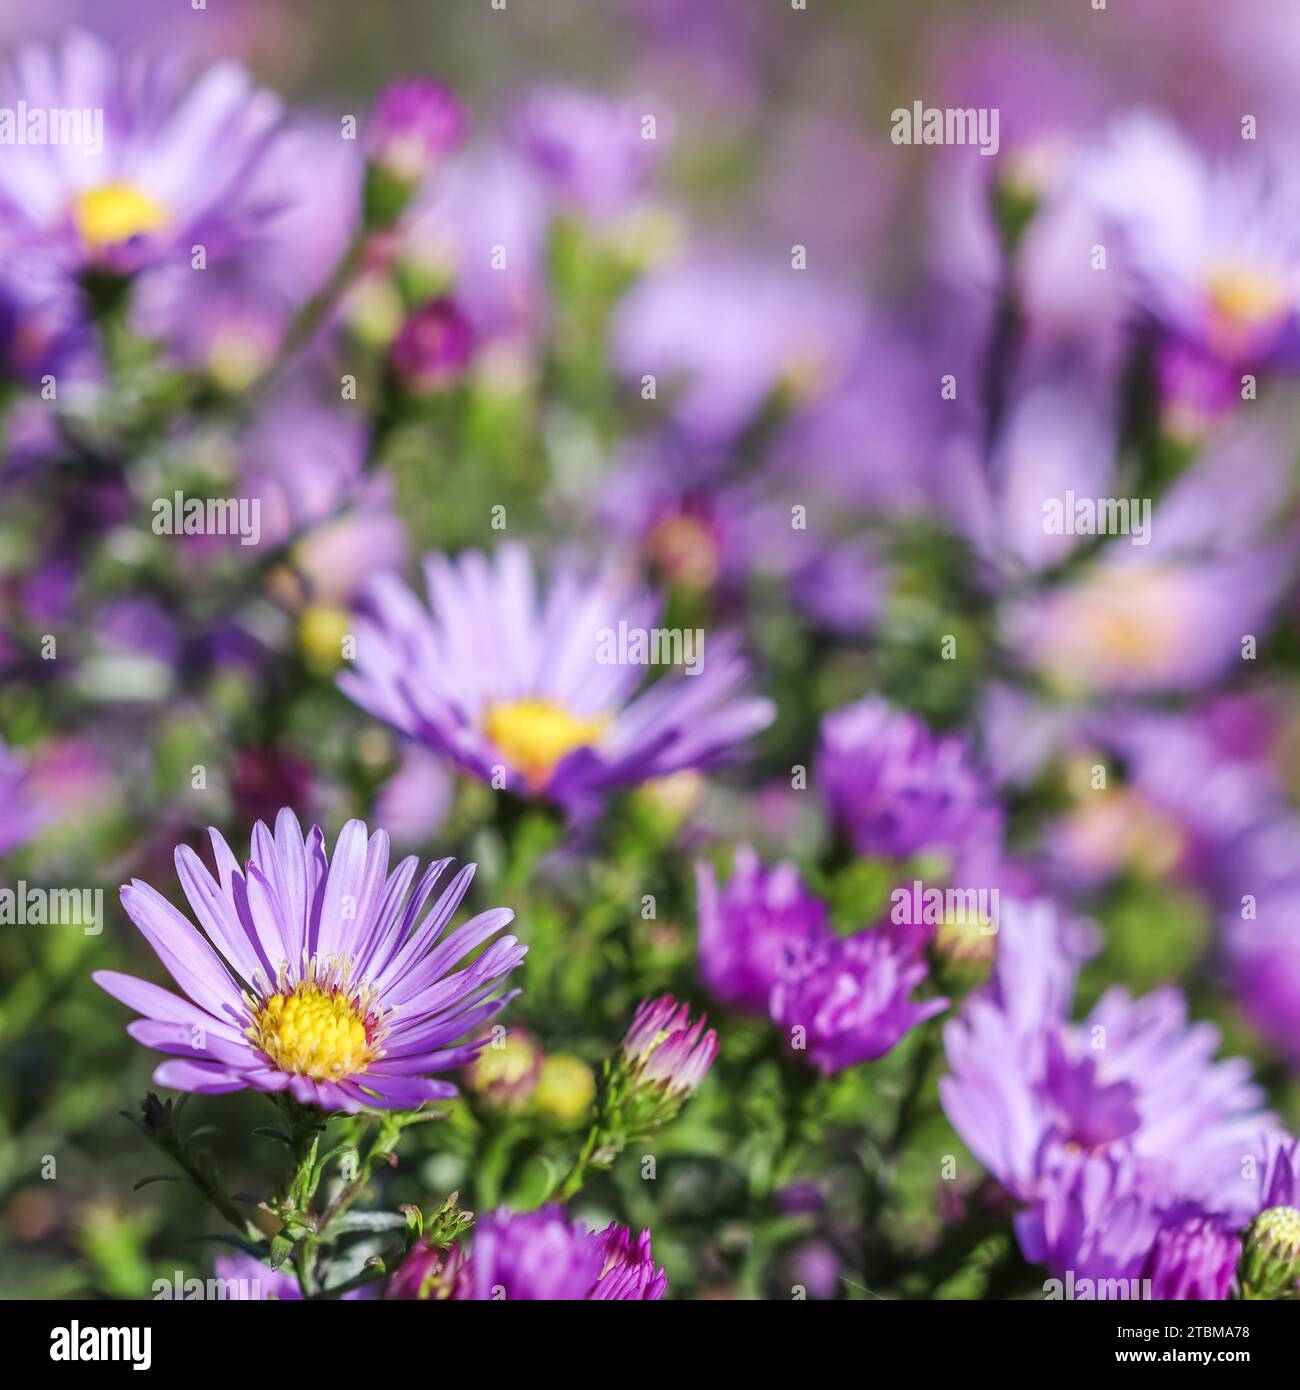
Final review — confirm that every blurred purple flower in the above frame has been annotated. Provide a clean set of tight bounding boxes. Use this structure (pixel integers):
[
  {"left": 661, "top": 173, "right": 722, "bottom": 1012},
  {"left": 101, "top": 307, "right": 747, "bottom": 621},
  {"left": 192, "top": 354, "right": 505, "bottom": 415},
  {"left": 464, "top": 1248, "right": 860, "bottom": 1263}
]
[
  {"left": 696, "top": 844, "right": 830, "bottom": 1014},
  {"left": 611, "top": 253, "right": 863, "bottom": 444},
  {"left": 0, "top": 738, "right": 47, "bottom": 856},
  {"left": 388, "top": 296, "right": 475, "bottom": 392},
  {"left": 1082, "top": 111, "right": 1300, "bottom": 363},
  {"left": 340, "top": 543, "right": 774, "bottom": 816},
  {"left": 817, "top": 696, "right": 1000, "bottom": 861},
  {"left": 366, "top": 77, "right": 465, "bottom": 184},
  {"left": 770, "top": 928, "right": 947, "bottom": 1074},
  {"left": 0, "top": 29, "right": 284, "bottom": 276},
  {"left": 942, "top": 898, "right": 1272, "bottom": 1278},
  {"left": 513, "top": 84, "right": 662, "bottom": 218}
]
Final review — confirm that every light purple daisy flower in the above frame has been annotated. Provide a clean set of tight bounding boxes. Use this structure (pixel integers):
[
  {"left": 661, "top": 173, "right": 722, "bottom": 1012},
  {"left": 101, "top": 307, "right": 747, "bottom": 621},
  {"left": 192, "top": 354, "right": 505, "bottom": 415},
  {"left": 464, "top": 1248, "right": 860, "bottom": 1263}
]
[
  {"left": 94, "top": 809, "right": 526, "bottom": 1113},
  {"left": 339, "top": 543, "right": 774, "bottom": 815},
  {"left": 453, "top": 1206, "right": 667, "bottom": 1301},
  {"left": 941, "top": 898, "right": 1272, "bottom": 1276},
  {"left": 696, "top": 845, "right": 830, "bottom": 1014},
  {"left": 1081, "top": 111, "right": 1300, "bottom": 363},
  {"left": 0, "top": 29, "right": 283, "bottom": 277},
  {"left": 512, "top": 84, "right": 663, "bottom": 218},
  {"left": 817, "top": 696, "right": 1001, "bottom": 861},
  {"left": 770, "top": 928, "right": 947, "bottom": 1075}
]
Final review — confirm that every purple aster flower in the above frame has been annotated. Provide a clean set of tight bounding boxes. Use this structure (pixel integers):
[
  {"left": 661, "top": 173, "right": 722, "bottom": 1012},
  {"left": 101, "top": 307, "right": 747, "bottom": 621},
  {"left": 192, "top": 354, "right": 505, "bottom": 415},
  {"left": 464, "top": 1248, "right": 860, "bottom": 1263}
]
[
  {"left": 403, "top": 144, "right": 550, "bottom": 345},
  {"left": 610, "top": 252, "right": 863, "bottom": 444},
  {"left": 770, "top": 929, "right": 947, "bottom": 1075},
  {"left": 941, "top": 898, "right": 1272, "bottom": 1278},
  {"left": 695, "top": 845, "right": 830, "bottom": 1014},
  {"left": 453, "top": 1206, "right": 666, "bottom": 1300},
  {"left": 816, "top": 696, "right": 1001, "bottom": 861},
  {"left": 0, "top": 30, "right": 283, "bottom": 277},
  {"left": 621, "top": 995, "right": 717, "bottom": 1100},
  {"left": 0, "top": 738, "right": 47, "bottom": 857},
  {"left": 1142, "top": 1210, "right": 1241, "bottom": 1300},
  {"left": 366, "top": 78, "right": 466, "bottom": 185},
  {"left": 94, "top": 809, "right": 526, "bottom": 1112},
  {"left": 512, "top": 84, "right": 662, "bottom": 218},
  {"left": 339, "top": 543, "right": 774, "bottom": 816},
  {"left": 388, "top": 297, "right": 476, "bottom": 393},
  {"left": 1081, "top": 111, "right": 1300, "bottom": 363},
  {"left": 1003, "top": 548, "right": 1294, "bottom": 697}
]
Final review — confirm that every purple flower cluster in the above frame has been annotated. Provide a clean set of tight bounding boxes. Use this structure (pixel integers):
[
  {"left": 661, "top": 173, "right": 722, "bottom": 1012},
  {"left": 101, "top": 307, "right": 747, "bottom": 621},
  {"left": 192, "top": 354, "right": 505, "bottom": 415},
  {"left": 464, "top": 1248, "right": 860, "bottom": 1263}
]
[{"left": 698, "top": 844, "right": 946, "bottom": 1073}]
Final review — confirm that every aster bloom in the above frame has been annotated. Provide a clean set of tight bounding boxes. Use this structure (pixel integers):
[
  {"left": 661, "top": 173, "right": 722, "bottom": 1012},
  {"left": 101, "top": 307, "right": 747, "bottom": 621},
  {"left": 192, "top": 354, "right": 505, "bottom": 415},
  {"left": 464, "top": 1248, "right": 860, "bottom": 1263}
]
[
  {"left": 1004, "top": 551, "right": 1293, "bottom": 697},
  {"left": 940, "top": 898, "right": 1273, "bottom": 1280},
  {"left": 620, "top": 995, "right": 718, "bottom": 1101},
  {"left": 94, "top": 809, "right": 526, "bottom": 1112},
  {"left": 512, "top": 84, "right": 661, "bottom": 218},
  {"left": 388, "top": 297, "right": 476, "bottom": 392},
  {"left": 816, "top": 696, "right": 1000, "bottom": 860},
  {"left": 1143, "top": 1211, "right": 1241, "bottom": 1301},
  {"left": 0, "top": 30, "right": 283, "bottom": 277},
  {"left": 696, "top": 845, "right": 831, "bottom": 1014},
  {"left": 769, "top": 929, "right": 947, "bottom": 1075},
  {"left": 339, "top": 543, "right": 774, "bottom": 815},
  {"left": 453, "top": 1206, "right": 666, "bottom": 1300},
  {"left": 1082, "top": 112, "right": 1300, "bottom": 363}
]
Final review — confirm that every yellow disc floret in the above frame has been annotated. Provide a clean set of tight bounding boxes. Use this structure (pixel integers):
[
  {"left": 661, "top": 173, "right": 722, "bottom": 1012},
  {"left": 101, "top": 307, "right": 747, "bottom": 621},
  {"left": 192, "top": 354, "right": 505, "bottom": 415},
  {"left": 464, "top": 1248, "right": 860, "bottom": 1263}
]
[
  {"left": 252, "top": 981, "right": 376, "bottom": 1080},
  {"left": 75, "top": 183, "right": 169, "bottom": 250},
  {"left": 482, "top": 697, "right": 609, "bottom": 789}
]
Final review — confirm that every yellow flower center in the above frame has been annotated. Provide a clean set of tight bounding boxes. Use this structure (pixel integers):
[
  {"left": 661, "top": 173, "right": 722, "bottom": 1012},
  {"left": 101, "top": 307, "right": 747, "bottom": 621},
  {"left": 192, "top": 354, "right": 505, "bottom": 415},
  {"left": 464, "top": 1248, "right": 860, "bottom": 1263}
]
[
  {"left": 75, "top": 183, "right": 169, "bottom": 250},
  {"left": 251, "top": 981, "right": 376, "bottom": 1080},
  {"left": 482, "top": 697, "right": 609, "bottom": 789},
  {"left": 1205, "top": 264, "right": 1287, "bottom": 336}
]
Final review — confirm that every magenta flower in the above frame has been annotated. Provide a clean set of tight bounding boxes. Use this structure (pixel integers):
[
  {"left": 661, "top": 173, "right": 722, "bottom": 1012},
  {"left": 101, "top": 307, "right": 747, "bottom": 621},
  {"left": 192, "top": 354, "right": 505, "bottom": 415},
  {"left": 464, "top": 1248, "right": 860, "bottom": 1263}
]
[
  {"left": 447, "top": 1207, "right": 666, "bottom": 1300},
  {"left": 621, "top": 995, "right": 717, "bottom": 1100},
  {"left": 366, "top": 78, "right": 466, "bottom": 184},
  {"left": 95, "top": 809, "right": 526, "bottom": 1113},
  {"left": 339, "top": 543, "right": 774, "bottom": 815},
  {"left": 0, "top": 30, "right": 283, "bottom": 276},
  {"left": 388, "top": 297, "right": 476, "bottom": 392},
  {"left": 769, "top": 929, "right": 947, "bottom": 1075},
  {"left": 696, "top": 846, "right": 830, "bottom": 1014},
  {"left": 817, "top": 696, "right": 1000, "bottom": 860}
]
